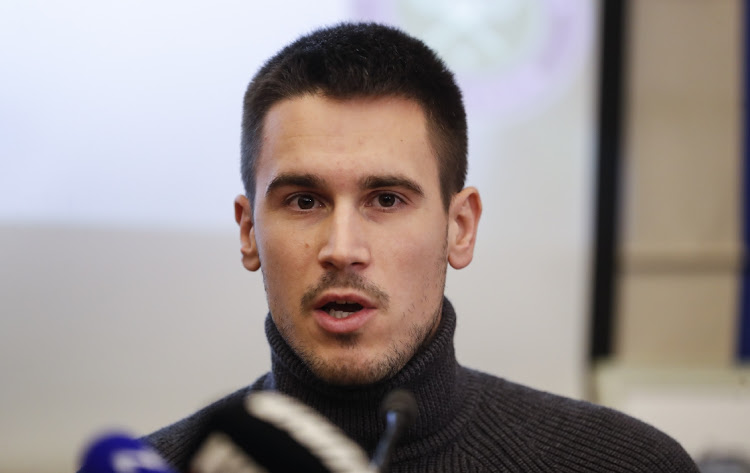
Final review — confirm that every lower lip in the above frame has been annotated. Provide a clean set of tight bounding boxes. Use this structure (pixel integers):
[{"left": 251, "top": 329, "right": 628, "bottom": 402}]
[{"left": 313, "top": 308, "right": 376, "bottom": 334}]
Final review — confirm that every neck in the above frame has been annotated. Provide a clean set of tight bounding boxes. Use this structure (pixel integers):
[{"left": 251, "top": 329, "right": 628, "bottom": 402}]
[{"left": 262, "top": 297, "right": 462, "bottom": 453}]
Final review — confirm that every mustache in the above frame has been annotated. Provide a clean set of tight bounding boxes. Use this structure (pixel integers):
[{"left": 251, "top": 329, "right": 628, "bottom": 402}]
[{"left": 300, "top": 272, "right": 390, "bottom": 310}]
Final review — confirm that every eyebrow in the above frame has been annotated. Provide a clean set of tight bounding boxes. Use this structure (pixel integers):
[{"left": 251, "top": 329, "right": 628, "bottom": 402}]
[
  {"left": 361, "top": 175, "right": 425, "bottom": 197},
  {"left": 265, "top": 173, "right": 325, "bottom": 196},
  {"left": 264, "top": 172, "right": 425, "bottom": 198}
]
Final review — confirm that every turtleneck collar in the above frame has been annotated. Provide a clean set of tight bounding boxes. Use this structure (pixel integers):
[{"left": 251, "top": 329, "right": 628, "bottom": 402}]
[{"left": 260, "top": 297, "right": 466, "bottom": 456}]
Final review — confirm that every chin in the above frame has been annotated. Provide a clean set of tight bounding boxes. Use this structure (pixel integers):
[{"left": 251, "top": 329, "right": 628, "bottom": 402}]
[
  {"left": 306, "top": 351, "right": 403, "bottom": 386},
  {"left": 313, "top": 367, "right": 394, "bottom": 386}
]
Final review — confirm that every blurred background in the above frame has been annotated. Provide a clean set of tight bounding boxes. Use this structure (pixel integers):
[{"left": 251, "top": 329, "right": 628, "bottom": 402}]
[{"left": 0, "top": 0, "right": 748, "bottom": 471}]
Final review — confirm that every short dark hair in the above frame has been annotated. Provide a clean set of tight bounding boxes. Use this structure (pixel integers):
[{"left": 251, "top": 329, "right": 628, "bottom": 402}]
[{"left": 240, "top": 22, "right": 467, "bottom": 210}]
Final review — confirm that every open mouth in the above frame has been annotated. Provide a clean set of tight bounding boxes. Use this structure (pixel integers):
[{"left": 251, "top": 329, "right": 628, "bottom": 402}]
[{"left": 319, "top": 300, "right": 365, "bottom": 319}]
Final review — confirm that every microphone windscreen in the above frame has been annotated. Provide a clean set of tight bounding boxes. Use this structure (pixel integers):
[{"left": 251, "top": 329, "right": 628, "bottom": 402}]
[
  {"left": 79, "top": 432, "right": 177, "bottom": 473},
  {"left": 189, "top": 391, "right": 372, "bottom": 473}
]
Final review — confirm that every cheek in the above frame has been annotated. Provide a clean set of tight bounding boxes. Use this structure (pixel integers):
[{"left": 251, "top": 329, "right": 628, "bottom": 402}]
[
  {"left": 256, "top": 218, "right": 303, "bottom": 261},
  {"left": 256, "top": 226, "right": 309, "bottom": 288},
  {"left": 402, "top": 215, "right": 447, "bottom": 256},
  {"left": 384, "top": 223, "right": 447, "bottom": 281}
]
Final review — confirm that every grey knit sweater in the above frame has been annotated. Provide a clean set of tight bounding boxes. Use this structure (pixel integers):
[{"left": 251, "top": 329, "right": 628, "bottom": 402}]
[{"left": 146, "top": 299, "right": 699, "bottom": 472}]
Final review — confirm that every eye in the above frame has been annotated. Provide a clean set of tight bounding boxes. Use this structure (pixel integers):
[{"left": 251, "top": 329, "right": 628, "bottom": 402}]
[
  {"left": 377, "top": 193, "right": 398, "bottom": 207},
  {"left": 368, "top": 192, "right": 404, "bottom": 210},
  {"left": 289, "top": 194, "right": 319, "bottom": 210}
]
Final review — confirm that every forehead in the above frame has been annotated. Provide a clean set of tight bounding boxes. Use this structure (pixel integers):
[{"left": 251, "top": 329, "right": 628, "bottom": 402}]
[{"left": 255, "top": 94, "right": 440, "bottom": 190}]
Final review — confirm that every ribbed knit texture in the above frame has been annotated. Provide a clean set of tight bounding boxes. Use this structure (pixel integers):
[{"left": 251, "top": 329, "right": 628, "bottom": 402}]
[{"left": 146, "top": 298, "right": 699, "bottom": 472}]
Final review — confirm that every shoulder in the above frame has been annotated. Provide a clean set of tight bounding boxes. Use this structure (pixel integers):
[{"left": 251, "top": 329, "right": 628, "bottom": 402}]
[{"left": 457, "top": 368, "right": 698, "bottom": 472}]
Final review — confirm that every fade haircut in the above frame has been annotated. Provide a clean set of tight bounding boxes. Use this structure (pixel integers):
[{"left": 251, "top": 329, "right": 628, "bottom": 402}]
[{"left": 240, "top": 22, "right": 467, "bottom": 211}]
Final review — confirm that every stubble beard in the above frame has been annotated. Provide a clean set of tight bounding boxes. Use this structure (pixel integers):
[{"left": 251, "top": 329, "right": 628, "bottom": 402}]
[
  {"left": 263, "top": 239, "right": 448, "bottom": 386},
  {"left": 295, "top": 299, "right": 443, "bottom": 385}
]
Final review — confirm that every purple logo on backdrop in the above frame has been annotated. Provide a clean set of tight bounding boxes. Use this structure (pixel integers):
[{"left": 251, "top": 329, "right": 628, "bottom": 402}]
[{"left": 352, "top": 0, "right": 595, "bottom": 119}]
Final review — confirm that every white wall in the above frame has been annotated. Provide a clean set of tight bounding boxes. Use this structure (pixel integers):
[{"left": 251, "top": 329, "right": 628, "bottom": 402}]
[{"left": 0, "top": 1, "right": 598, "bottom": 471}]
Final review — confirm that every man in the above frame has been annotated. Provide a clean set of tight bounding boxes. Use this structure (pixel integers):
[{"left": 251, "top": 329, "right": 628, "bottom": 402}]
[{"left": 147, "top": 22, "right": 698, "bottom": 472}]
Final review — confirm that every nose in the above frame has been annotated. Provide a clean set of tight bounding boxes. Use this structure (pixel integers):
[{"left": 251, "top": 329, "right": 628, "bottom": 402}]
[{"left": 317, "top": 206, "right": 371, "bottom": 271}]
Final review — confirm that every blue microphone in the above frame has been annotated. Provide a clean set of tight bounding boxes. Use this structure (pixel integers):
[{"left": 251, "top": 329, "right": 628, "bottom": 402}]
[{"left": 79, "top": 432, "right": 177, "bottom": 473}]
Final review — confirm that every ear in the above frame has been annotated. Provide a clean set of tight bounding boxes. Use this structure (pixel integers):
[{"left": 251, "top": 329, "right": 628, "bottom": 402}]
[
  {"left": 234, "top": 195, "right": 261, "bottom": 272},
  {"left": 447, "top": 187, "right": 482, "bottom": 269}
]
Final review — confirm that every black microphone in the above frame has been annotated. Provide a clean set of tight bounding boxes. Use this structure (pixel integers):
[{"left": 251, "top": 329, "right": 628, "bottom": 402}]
[
  {"left": 188, "top": 391, "right": 372, "bottom": 473},
  {"left": 370, "top": 390, "right": 418, "bottom": 473}
]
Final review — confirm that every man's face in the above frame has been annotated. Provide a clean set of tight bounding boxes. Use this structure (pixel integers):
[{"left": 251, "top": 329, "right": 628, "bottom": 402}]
[{"left": 235, "top": 94, "right": 476, "bottom": 385}]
